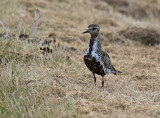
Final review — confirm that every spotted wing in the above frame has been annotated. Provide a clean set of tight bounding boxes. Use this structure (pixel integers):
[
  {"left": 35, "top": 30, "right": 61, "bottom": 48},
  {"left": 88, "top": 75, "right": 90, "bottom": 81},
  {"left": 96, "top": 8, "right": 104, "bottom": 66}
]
[{"left": 98, "top": 50, "right": 116, "bottom": 73}]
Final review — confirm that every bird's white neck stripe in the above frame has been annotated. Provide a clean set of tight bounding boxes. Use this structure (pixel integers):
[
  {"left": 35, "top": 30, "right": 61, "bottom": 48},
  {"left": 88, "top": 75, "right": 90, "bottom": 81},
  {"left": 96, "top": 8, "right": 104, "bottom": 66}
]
[{"left": 92, "top": 41, "right": 98, "bottom": 52}]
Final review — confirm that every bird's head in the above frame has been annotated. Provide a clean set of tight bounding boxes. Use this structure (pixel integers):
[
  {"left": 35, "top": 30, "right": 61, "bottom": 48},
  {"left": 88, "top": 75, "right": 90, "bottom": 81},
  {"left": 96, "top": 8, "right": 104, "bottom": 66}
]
[{"left": 83, "top": 24, "right": 100, "bottom": 37}]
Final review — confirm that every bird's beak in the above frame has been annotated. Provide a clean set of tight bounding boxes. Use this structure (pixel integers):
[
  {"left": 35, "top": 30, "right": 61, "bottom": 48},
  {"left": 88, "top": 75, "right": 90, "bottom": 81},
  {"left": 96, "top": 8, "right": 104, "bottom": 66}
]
[{"left": 82, "top": 29, "right": 90, "bottom": 34}]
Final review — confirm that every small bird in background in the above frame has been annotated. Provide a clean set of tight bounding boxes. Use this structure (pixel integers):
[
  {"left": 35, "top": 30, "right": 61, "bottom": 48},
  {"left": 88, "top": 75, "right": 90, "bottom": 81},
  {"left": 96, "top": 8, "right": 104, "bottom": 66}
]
[{"left": 83, "top": 24, "right": 121, "bottom": 87}]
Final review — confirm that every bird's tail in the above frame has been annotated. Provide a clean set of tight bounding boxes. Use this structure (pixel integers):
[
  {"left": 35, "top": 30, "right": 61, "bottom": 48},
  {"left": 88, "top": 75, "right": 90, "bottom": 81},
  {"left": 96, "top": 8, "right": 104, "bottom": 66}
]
[
  {"left": 111, "top": 65, "right": 122, "bottom": 75},
  {"left": 112, "top": 70, "right": 122, "bottom": 75}
]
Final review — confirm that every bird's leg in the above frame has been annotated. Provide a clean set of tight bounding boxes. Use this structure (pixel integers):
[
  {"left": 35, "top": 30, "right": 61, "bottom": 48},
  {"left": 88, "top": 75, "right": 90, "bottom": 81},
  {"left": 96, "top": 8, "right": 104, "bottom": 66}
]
[
  {"left": 93, "top": 73, "right": 96, "bottom": 86},
  {"left": 102, "top": 76, "right": 104, "bottom": 87}
]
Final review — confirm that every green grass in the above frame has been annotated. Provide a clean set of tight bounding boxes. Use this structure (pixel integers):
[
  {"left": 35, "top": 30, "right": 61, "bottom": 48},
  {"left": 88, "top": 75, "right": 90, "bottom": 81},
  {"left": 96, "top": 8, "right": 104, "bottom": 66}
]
[{"left": 0, "top": 0, "right": 160, "bottom": 118}]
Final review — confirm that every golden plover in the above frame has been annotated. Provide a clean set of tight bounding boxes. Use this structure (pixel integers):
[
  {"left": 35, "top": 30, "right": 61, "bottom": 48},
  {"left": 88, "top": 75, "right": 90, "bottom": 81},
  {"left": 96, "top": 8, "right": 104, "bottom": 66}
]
[{"left": 83, "top": 24, "right": 121, "bottom": 87}]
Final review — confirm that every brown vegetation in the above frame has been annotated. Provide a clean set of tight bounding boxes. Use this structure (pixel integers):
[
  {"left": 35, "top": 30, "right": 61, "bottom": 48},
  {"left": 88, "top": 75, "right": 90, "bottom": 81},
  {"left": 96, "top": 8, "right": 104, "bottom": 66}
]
[{"left": 0, "top": 0, "right": 160, "bottom": 118}]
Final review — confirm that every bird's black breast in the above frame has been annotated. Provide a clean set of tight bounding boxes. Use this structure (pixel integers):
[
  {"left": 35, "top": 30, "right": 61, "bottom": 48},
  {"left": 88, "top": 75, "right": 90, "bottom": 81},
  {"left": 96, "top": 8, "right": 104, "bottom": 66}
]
[{"left": 84, "top": 55, "right": 105, "bottom": 76}]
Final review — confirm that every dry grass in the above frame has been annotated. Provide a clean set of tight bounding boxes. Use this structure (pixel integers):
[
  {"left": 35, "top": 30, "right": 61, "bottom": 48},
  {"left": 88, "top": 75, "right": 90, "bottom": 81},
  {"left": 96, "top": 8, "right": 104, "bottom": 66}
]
[{"left": 0, "top": 0, "right": 160, "bottom": 118}]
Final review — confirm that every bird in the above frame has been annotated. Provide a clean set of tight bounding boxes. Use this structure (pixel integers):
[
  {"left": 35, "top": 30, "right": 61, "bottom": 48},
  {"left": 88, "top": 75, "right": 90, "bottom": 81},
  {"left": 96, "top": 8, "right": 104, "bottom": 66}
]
[{"left": 83, "top": 24, "right": 121, "bottom": 87}]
